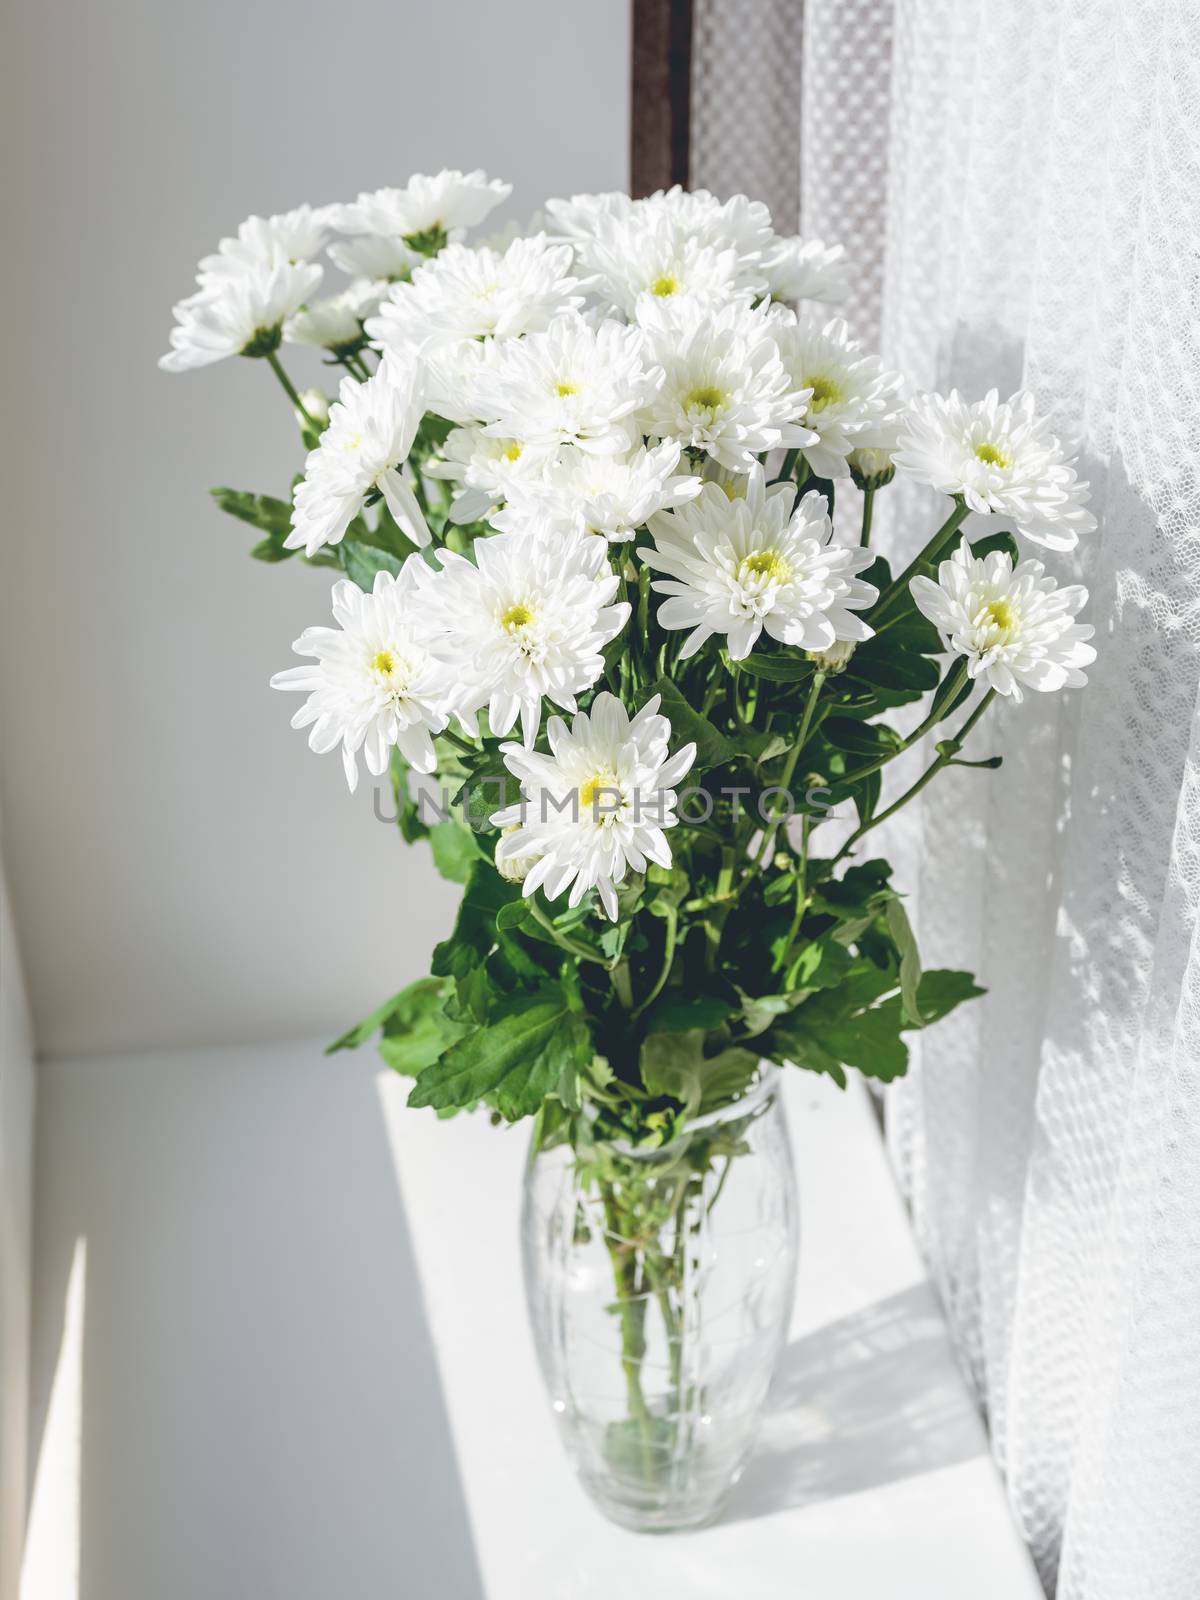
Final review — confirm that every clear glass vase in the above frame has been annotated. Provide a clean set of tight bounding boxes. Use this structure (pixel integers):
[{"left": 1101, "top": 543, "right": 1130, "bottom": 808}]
[{"left": 520, "top": 1069, "right": 798, "bottom": 1532}]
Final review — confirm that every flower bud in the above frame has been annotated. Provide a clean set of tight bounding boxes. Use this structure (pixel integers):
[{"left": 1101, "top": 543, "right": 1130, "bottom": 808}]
[
  {"left": 297, "top": 388, "right": 330, "bottom": 427},
  {"left": 848, "top": 446, "right": 896, "bottom": 492},
  {"left": 496, "top": 826, "right": 538, "bottom": 883},
  {"left": 807, "top": 639, "right": 857, "bottom": 674}
]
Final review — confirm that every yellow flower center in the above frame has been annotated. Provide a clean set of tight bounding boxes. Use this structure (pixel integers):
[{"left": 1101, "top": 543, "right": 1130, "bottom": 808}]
[
  {"left": 685, "top": 384, "right": 725, "bottom": 414},
  {"left": 651, "top": 274, "right": 680, "bottom": 297},
  {"left": 371, "top": 649, "right": 397, "bottom": 679},
  {"left": 740, "top": 549, "right": 791, "bottom": 584},
  {"left": 985, "top": 598, "right": 1017, "bottom": 636},
  {"left": 501, "top": 602, "right": 534, "bottom": 631},
  {"left": 579, "top": 770, "right": 620, "bottom": 814},
  {"left": 555, "top": 380, "right": 579, "bottom": 398},
  {"left": 804, "top": 374, "right": 842, "bottom": 413},
  {"left": 975, "top": 442, "right": 1010, "bottom": 468},
  {"left": 502, "top": 442, "right": 523, "bottom": 462}
]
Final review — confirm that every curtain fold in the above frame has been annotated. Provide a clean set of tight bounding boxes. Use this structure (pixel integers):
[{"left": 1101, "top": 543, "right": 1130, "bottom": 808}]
[{"left": 692, "top": 3, "right": 1200, "bottom": 1594}]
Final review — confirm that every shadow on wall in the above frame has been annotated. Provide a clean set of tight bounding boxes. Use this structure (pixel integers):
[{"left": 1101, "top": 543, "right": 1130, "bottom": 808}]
[
  {"left": 26, "top": 1042, "right": 483, "bottom": 1600},
  {"left": 723, "top": 1284, "right": 987, "bottom": 1523}
]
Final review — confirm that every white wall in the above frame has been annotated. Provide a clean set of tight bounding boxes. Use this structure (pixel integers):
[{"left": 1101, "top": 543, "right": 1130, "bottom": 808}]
[
  {"left": 0, "top": 0, "right": 630, "bottom": 1058},
  {"left": 0, "top": 870, "right": 35, "bottom": 1600}
]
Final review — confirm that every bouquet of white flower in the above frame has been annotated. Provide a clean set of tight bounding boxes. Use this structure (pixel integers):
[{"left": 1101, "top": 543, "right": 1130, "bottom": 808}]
[{"left": 163, "top": 169, "right": 1097, "bottom": 1529}]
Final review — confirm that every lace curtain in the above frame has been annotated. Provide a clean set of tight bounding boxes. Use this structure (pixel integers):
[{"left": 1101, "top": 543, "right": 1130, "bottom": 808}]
[{"left": 693, "top": 3, "right": 1200, "bottom": 1595}]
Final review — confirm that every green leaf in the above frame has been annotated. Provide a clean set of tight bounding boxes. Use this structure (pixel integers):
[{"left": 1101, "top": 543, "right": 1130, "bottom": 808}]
[
  {"left": 326, "top": 989, "right": 416, "bottom": 1054},
  {"left": 210, "top": 487, "right": 293, "bottom": 535},
  {"left": 428, "top": 819, "right": 481, "bottom": 884},
  {"left": 820, "top": 717, "right": 903, "bottom": 758},
  {"left": 639, "top": 1030, "right": 703, "bottom": 1116},
  {"left": 906, "top": 968, "right": 985, "bottom": 1027},
  {"left": 639, "top": 679, "right": 734, "bottom": 770},
  {"left": 408, "top": 985, "right": 590, "bottom": 1121},
  {"left": 340, "top": 539, "right": 404, "bottom": 590},
  {"left": 970, "top": 529, "right": 1020, "bottom": 564},
  {"left": 390, "top": 750, "right": 432, "bottom": 844},
  {"left": 377, "top": 978, "right": 470, "bottom": 1076},
  {"left": 739, "top": 652, "right": 814, "bottom": 683},
  {"left": 697, "top": 1047, "right": 761, "bottom": 1112},
  {"left": 431, "top": 860, "right": 519, "bottom": 980},
  {"left": 885, "top": 897, "right": 923, "bottom": 1026}
]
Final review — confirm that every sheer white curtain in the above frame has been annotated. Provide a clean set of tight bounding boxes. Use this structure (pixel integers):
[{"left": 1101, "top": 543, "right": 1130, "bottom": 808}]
[{"left": 693, "top": 2, "right": 1200, "bottom": 1595}]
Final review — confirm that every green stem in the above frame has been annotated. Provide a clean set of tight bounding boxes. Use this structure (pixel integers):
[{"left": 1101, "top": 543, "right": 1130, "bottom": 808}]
[
  {"left": 746, "top": 670, "right": 826, "bottom": 883},
  {"left": 601, "top": 1190, "right": 655, "bottom": 1479},
  {"left": 439, "top": 726, "right": 479, "bottom": 757},
  {"left": 837, "top": 687, "right": 997, "bottom": 860},
  {"left": 870, "top": 498, "right": 970, "bottom": 628},
  {"left": 835, "top": 659, "right": 970, "bottom": 789},
  {"left": 265, "top": 350, "right": 314, "bottom": 427},
  {"left": 633, "top": 904, "right": 678, "bottom": 1019},
  {"left": 861, "top": 484, "right": 876, "bottom": 548},
  {"left": 526, "top": 899, "right": 605, "bottom": 965}
]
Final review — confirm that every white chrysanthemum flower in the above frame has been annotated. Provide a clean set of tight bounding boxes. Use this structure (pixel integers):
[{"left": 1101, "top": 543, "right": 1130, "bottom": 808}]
[
  {"left": 366, "top": 237, "right": 584, "bottom": 354},
  {"left": 160, "top": 259, "right": 323, "bottom": 372},
  {"left": 548, "top": 186, "right": 774, "bottom": 276},
  {"left": 910, "top": 545, "right": 1096, "bottom": 701},
  {"left": 635, "top": 187, "right": 776, "bottom": 272},
  {"left": 545, "top": 190, "right": 637, "bottom": 238},
  {"left": 327, "top": 233, "right": 418, "bottom": 282},
  {"left": 284, "top": 278, "right": 381, "bottom": 354},
  {"left": 636, "top": 297, "right": 815, "bottom": 473},
  {"left": 331, "top": 170, "right": 511, "bottom": 242},
  {"left": 568, "top": 209, "right": 749, "bottom": 317},
  {"left": 196, "top": 204, "right": 336, "bottom": 280},
  {"left": 467, "top": 314, "right": 662, "bottom": 457},
  {"left": 894, "top": 389, "right": 1098, "bottom": 551},
  {"left": 495, "top": 440, "right": 702, "bottom": 542},
  {"left": 642, "top": 465, "right": 878, "bottom": 659},
  {"left": 270, "top": 561, "right": 449, "bottom": 791},
  {"left": 491, "top": 692, "right": 696, "bottom": 920},
  {"left": 771, "top": 313, "right": 904, "bottom": 480},
  {"left": 422, "top": 531, "right": 629, "bottom": 745},
  {"left": 761, "top": 235, "right": 849, "bottom": 305},
  {"left": 287, "top": 360, "right": 429, "bottom": 555},
  {"left": 424, "top": 426, "right": 544, "bottom": 523}
]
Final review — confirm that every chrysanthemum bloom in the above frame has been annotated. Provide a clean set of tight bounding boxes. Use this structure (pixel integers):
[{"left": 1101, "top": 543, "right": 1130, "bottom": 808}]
[
  {"left": 642, "top": 465, "right": 877, "bottom": 659},
  {"left": 637, "top": 297, "right": 816, "bottom": 473},
  {"left": 548, "top": 186, "right": 774, "bottom": 276},
  {"left": 910, "top": 545, "right": 1096, "bottom": 700},
  {"left": 196, "top": 204, "right": 336, "bottom": 280},
  {"left": 761, "top": 236, "right": 849, "bottom": 305},
  {"left": 770, "top": 313, "right": 904, "bottom": 481},
  {"left": 284, "top": 279, "right": 381, "bottom": 357},
  {"left": 327, "top": 233, "right": 418, "bottom": 283},
  {"left": 894, "top": 389, "right": 1098, "bottom": 551},
  {"left": 367, "top": 236, "right": 584, "bottom": 350},
  {"left": 422, "top": 530, "right": 629, "bottom": 745},
  {"left": 287, "top": 360, "right": 429, "bottom": 555},
  {"left": 331, "top": 169, "right": 511, "bottom": 245},
  {"left": 565, "top": 209, "right": 749, "bottom": 318},
  {"left": 495, "top": 439, "right": 702, "bottom": 542},
  {"left": 467, "top": 313, "right": 663, "bottom": 458},
  {"left": 491, "top": 692, "right": 696, "bottom": 920},
  {"left": 270, "top": 561, "right": 449, "bottom": 790},
  {"left": 424, "top": 426, "right": 545, "bottom": 524},
  {"left": 160, "top": 259, "right": 323, "bottom": 372}
]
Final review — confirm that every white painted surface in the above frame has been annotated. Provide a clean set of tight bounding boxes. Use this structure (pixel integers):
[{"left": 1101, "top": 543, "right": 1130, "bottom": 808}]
[
  {"left": 384, "top": 1071, "right": 1045, "bottom": 1600},
  {"left": 27, "top": 1042, "right": 484, "bottom": 1600},
  {"left": 0, "top": 0, "right": 630, "bottom": 1057},
  {"left": 0, "top": 867, "right": 35, "bottom": 1600}
]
